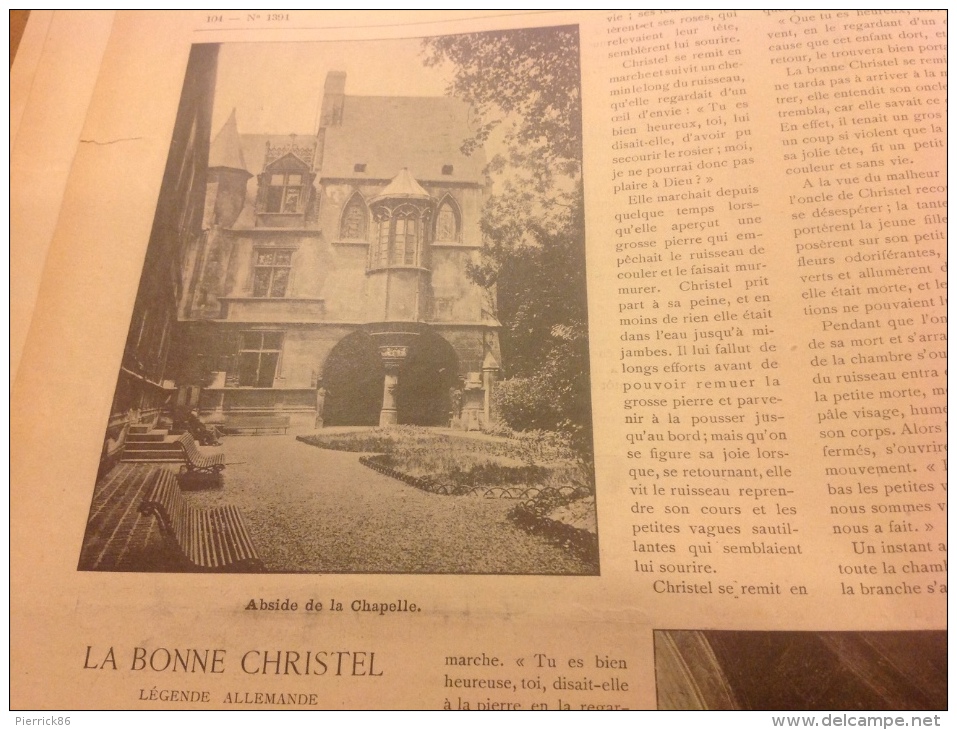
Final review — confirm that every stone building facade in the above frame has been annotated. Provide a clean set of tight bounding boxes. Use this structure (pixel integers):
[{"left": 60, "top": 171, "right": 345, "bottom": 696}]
[
  {"left": 99, "top": 44, "right": 219, "bottom": 473},
  {"left": 175, "top": 71, "right": 501, "bottom": 430}
]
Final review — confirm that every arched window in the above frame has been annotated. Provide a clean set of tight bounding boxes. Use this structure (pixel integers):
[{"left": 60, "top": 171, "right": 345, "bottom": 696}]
[
  {"left": 370, "top": 203, "right": 430, "bottom": 269},
  {"left": 339, "top": 193, "right": 368, "bottom": 240},
  {"left": 394, "top": 206, "right": 419, "bottom": 265},
  {"left": 374, "top": 209, "right": 391, "bottom": 267},
  {"left": 434, "top": 196, "right": 461, "bottom": 242}
]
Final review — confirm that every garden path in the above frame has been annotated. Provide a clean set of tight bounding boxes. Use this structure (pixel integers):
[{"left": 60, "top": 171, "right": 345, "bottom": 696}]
[{"left": 186, "top": 434, "right": 595, "bottom": 575}]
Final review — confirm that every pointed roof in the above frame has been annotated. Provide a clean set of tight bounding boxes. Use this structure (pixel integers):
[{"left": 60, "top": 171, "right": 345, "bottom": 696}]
[
  {"left": 482, "top": 351, "right": 500, "bottom": 371},
  {"left": 209, "top": 109, "right": 248, "bottom": 171},
  {"left": 372, "top": 168, "right": 431, "bottom": 202}
]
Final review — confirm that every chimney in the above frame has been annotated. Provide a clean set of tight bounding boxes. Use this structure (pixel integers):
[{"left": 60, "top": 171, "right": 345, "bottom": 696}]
[{"left": 319, "top": 71, "right": 346, "bottom": 129}]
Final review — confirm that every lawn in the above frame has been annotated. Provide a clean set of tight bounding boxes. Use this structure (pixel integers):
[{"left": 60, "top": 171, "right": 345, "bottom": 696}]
[
  {"left": 297, "top": 426, "right": 598, "bottom": 559},
  {"left": 181, "top": 434, "right": 599, "bottom": 574},
  {"left": 298, "top": 426, "right": 591, "bottom": 493}
]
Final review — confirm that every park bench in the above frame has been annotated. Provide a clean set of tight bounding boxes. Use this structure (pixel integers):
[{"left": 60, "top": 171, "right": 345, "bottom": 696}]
[
  {"left": 178, "top": 432, "right": 226, "bottom": 474},
  {"left": 222, "top": 414, "right": 290, "bottom": 435},
  {"left": 140, "top": 469, "right": 263, "bottom": 572}
]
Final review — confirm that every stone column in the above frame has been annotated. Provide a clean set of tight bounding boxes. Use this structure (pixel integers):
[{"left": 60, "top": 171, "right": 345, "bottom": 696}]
[
  {"left": 482, "top": 351, "right": 500, "bottom": 424},
  {"left": 377, "top": 345, "right": 408, "bottom": 427},
  {"left": 379, "top": 366, "right": 400, "bottom": 427},
  {"left": 462, "top": 372, "right": 484, "bottom": 431},
  {"left": 314, "top": 385, "right": 328, "bottom": 430},
  {"left": 368, "top": 323, "right": 422, "bottom": 428}
]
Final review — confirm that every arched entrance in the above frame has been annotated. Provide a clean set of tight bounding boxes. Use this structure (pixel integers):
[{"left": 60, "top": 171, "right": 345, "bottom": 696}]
[
  {"left": 321, "top": 331, "right": 383, "bottom": 426},
  {"left": 395, "top": 329, "right": 459, "bottom": 426},
  {"left": 322, "top": 327, "right": 459, "bottom": 427}
]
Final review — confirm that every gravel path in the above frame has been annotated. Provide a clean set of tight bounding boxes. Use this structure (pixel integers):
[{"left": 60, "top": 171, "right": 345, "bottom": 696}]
[{"left": 186, "top": 435, "right": 596, "bottom": 575}]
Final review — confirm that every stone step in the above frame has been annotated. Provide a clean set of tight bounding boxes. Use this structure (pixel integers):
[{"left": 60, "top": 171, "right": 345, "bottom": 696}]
[
  {"left": 121, "top": 450, "right": 184, "bottom": 463},
  {"left": 121, "top": 435, "right": 185, "bottom": 462},
  {"left": 127, "top": 433, "right": 169, "bottom": 443},
  {"left": 126, "top": 439, "right": 182, "bottom": 450}
]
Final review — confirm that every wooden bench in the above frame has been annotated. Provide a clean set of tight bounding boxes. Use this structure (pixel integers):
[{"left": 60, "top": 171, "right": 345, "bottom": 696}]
[
  {"left": 140, "top": 469, "right": 263, "bottom": 572},
  {"left": 178, "top": 432, "right": 226, "bottom": 474},
  {"left": 222, "top": 414, "right": 290, "bottom": 435}
]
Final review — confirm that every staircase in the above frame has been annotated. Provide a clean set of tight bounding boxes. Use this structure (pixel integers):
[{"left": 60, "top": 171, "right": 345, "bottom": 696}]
[{"left": 121, "top": 424, "right": 185, "bottom": 463}]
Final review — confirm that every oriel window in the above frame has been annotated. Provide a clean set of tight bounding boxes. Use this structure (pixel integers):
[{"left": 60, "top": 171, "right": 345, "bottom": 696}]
[
  {"left": 373, "top": 204, "right": 425, "bottom": 267},
  {"left": 376, "top": 215, "right": 391, "bottom": 267},
  {"left": 395, "top": 214, "right": 419, "bottom": 265}
]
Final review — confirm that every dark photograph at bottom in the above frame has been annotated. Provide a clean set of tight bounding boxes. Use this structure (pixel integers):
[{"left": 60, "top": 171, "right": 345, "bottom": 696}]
[{"left": 654, "top": 629, "right": 947, "bottom": 711}]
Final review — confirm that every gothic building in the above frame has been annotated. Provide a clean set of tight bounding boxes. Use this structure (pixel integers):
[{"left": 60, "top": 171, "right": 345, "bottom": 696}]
[{"left": 175, "top": 70, "right": 501, "bottom": 430}]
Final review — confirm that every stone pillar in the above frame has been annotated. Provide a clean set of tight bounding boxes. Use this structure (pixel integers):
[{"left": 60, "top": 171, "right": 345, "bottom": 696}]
[
  {"left": 482, "top": 369, "right": 494, "bottom": 423},
  {"left": 213, "top": 391, "right": 226, "bottom": 421},
  {"left": 376, "top": 345, "right": 408, "bottom": 427},
  {"left": 315, "top": 384, "right": 328, "bottom": 430},
  {"left": 379, "top": 366, "right": 400, "bottom": 427},
  {"left": 482, "top": 351, "right": 500, "bottom": 424},
  {"left": 462, "top": 372, "right": 484, "bottom": 431},
  {"left": 368, "top": 323, "right": 422, "bottom": 428}
]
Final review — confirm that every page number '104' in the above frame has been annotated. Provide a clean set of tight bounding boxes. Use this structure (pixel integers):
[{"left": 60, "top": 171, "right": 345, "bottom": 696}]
[{"left": 206, "top": 14, "right": 291, "bottom": 23}]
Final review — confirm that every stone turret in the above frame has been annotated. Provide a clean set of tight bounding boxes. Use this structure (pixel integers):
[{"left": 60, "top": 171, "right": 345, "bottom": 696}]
[
  {"left": 365, "top": 168, "right": 434, "bottom": 323},
  {"left": 206, "top": 109, "right": 251, "bottom": 228}
]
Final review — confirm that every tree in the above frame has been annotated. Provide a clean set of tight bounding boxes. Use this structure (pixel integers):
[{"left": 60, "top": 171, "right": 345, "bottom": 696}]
[
  {"left": 423, "top": 26, "right": 581, "bottom": 171},
  {"left": 423, "top": 26, "right": 582, "bottom": 247},
  {"left": 423, "top": 27, "right": 592, "bottom": 471}
]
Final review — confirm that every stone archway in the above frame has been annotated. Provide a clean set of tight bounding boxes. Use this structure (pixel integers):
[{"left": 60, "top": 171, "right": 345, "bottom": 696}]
[
  {"left": 320, "top": 331, "right": 384, "bottom": 427},
  {"left": 395, "top": 329, "right": 459, "bottom": 426}
]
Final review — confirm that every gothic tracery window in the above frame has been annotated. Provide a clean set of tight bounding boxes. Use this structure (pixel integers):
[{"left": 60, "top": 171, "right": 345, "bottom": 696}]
[
  {"left": 395, "top": 207, "right": 419, "bottom": 265},
  {"left": 340, "top": 193, "right": 368, "bottom": 240},
  {"left": 435, "top": 197, "right": 461, "bottom": 242},
  {"left": 371, "top": 203, "right": 429, "bottom": 268}
]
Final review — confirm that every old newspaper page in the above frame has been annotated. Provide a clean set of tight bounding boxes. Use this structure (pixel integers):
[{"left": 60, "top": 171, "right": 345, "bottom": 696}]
[{"left": 11, "top": 10, "right": 947, "bottom": 712}]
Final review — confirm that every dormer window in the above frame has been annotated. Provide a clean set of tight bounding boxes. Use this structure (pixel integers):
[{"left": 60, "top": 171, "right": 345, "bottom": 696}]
[
  {"left": 265, "top": 173, "right": 304, "bottom": 213},
  {"left": 354, "top": 163, "right": 367, "bottom": 173},
  {"left": 255, "top": 151, "right": 314, "bottom": 226}
]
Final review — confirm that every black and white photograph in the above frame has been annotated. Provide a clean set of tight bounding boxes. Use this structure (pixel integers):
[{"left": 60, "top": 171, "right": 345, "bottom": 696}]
[
  {"left": 78, "top": 27, "right": 598, "bottom": 575},
  {"left": 654, "top": 629, "right": 948, "bottom": 711}
]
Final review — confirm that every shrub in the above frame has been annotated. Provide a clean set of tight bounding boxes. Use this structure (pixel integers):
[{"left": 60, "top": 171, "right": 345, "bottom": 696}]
[{"left": 494, "top": 377, "right": 562, "bottom": 433}]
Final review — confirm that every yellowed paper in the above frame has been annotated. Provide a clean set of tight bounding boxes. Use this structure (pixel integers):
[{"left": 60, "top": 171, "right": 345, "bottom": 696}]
[{"left": 10, "top": 10, "right": 115, "bottom": 384}]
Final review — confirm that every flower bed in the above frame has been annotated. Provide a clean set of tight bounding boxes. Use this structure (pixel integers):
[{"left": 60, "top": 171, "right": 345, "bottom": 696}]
[
  {"left": 298, "top": 426, "right": 589, "bottom": 492},
  {"left": 509, "top": 491, "right": 598, "bottom": 566},
  {"left": 299, "top": 426, "right": 597, "bottom": 564}
]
